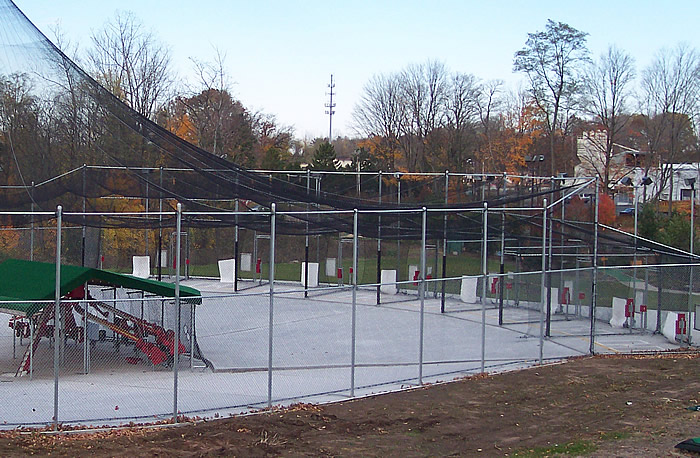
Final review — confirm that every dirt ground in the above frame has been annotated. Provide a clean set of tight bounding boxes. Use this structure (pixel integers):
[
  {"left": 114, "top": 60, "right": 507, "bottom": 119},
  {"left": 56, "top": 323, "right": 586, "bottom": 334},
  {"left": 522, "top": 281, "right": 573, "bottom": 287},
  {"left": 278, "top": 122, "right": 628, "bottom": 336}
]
[{"left": 3, "top": 352, "right": 700, "bottom": 457}]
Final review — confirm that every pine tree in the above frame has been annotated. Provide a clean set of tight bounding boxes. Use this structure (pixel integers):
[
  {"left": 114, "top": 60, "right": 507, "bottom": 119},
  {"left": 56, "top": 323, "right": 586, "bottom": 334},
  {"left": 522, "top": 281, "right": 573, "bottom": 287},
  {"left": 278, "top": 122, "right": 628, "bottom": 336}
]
[{"left": 311, "top": 141, "right": 338, "bottom": 171}]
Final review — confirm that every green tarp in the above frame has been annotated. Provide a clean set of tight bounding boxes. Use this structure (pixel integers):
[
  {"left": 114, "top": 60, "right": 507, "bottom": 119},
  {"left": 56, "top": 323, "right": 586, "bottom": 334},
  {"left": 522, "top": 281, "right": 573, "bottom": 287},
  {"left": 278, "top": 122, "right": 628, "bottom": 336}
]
[{"left": 0, "top": 259, "right": 201, "bottom": 316}]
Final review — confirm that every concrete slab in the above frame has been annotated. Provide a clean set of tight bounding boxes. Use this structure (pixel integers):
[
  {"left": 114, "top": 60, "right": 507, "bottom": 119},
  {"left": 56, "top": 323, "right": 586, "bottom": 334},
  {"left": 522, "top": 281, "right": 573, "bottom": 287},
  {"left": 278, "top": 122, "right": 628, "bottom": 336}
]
[{"left": 0, "top": 279, "right": 682, "bottom": 428}]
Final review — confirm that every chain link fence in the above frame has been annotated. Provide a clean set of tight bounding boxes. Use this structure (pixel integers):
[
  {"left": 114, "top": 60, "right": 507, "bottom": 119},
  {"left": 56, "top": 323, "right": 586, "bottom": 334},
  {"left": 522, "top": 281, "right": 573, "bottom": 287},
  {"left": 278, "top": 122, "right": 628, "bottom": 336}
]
[{"left": 0, "top": 206, "right": 697, "bottom": 428}]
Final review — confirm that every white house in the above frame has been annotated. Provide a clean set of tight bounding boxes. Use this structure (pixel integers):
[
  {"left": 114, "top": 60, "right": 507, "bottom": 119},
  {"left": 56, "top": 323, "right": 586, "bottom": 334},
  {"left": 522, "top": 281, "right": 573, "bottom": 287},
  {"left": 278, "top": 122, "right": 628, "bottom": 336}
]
[{"left": 574, "top": 130, "right": 700, "bottom": 205}]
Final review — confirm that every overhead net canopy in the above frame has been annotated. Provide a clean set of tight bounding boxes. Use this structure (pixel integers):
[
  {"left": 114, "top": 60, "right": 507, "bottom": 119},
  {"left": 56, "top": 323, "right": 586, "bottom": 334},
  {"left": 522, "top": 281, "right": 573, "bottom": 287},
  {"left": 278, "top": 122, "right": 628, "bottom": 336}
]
[{"left": 1, "top": 0, "right": 690, "bottom": 264}]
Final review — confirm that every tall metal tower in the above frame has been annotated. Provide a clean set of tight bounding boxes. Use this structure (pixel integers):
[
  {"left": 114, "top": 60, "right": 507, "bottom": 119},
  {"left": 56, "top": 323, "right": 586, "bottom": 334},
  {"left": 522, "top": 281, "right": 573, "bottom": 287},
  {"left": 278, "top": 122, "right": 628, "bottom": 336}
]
[{"left": 325, "top": 74, "right": 336, "bottom": 141}]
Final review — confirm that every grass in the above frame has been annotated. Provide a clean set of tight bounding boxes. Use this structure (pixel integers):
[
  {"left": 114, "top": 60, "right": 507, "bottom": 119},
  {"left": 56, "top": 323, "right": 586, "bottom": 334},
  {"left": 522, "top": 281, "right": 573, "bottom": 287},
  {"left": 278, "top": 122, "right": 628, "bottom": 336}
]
[
  {"left": 185, "top": 252, "right": 513, "bottom": 287},
  {"left": 514, "top": 440, "right": 598, "bottom": 457},
  {"left": 135, "top": 251, "right": 697, "bottom": 313},
  {"left": 513, "top": 431, "right": 629, "bottom": 457}
]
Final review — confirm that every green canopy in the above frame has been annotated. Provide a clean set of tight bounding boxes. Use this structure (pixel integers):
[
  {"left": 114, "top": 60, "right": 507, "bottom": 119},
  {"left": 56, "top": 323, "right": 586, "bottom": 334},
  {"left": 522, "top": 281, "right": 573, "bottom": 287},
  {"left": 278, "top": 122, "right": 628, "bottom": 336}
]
[{"left": 0, "top": 259, "right": 201, "bottom": 316}]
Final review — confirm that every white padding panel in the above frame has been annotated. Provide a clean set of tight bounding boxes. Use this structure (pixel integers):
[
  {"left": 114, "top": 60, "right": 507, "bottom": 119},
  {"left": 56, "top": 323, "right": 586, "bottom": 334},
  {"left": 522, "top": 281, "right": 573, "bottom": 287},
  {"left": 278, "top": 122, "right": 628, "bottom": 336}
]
[
  {"left": 663, "top": 312, "right": 678, "bottom": 343},
  {"left": 610, "top": 297, "right": 627, "bottom": 328},
  {"left": 550, "top": 287, "right": 559, "bottom": 311},
  {"left": 132, "top": 256, "right": 150, "bottom": 279},
  {"left": 409, "top": 265, "right": 419, "bottom": 282},
  {"left": 301, "top": 262, "right": 319, "bottom": 287},
  {"left": 326, "top": 258, "right": 337, "bottom": 277},
  {"left": 217, "top": 259, "right": 236, "bottom": 283},
  {"left": 240, "top": 253, "right": 252, "bottom": 272},
  {"left": 460, "top": 277, "right": 478, "bottom": 303},
  {"left": 380, "top": 269, "right": 397, "bottom": 294}
]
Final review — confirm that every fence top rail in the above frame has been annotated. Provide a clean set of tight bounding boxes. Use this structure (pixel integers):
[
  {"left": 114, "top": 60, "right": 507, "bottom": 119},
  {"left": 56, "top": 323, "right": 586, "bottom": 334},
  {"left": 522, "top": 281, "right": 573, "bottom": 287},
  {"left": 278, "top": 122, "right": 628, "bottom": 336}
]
[
  {"left": 0, "top": 211, "right": 54, "bottom": 216},
  {"left": 5, "top": 202, "right": 568, "bottom": 220}
]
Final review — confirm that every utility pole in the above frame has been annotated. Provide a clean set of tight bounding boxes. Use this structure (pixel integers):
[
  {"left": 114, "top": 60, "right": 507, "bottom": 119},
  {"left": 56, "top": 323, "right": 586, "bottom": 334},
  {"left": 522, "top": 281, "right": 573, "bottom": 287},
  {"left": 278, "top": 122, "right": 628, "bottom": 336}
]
[{"left": 325, "top": 74, "right": 336, "bottom": 141}]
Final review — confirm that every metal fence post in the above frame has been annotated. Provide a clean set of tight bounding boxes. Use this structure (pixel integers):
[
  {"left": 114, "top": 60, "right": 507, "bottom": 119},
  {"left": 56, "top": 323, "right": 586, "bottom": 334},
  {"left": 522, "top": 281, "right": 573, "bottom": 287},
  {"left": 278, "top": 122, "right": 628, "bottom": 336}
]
[
  {"left": 539, "top": 199, "right": 547, "bottom": 365},
  {"left": 377, "top": 171, "right": 382, "bottom": 306},
  {"left": 190, "top": 301, "right": 195, "bottom": 370},
  {"left": 441, "top": 171, "right": 448, "bottom": 313},
  {"left": 267, "top": 203, "right": 276, "bottom": 408},
  {"left": 53, "top": 205, "right": 62, "bottom": 429},
  {"left": 590, "top": 182, "right": 599, "bottom": 355},
  {"left": 499, "top": 174, "right": 506, "bottom": 325},
  {"left": 546, "top": 177, "right": 554, "bottom": 337},
  {"left": 481, "top": 202, "right": 488, "bottom": 373},
  {"left": 304, "top": 171, "right": 310, "bottom": 298},
  {"left": 234, "top": 197, "right": 239, "bottom": 292},
  {"left": 83, "top": 282, "right": 89, "bottom": 375},
  {"left": 351, "top": 209, "right": 358, "bottom": 396},
  {"left": 30, "top": 182, "right": 35, "bottom": 261},
  {"left": 419, "top": 207, "right": 427, "bottom": 384},
  {"left": 173, "top": 203, "right": 182, "bottom": 423}
]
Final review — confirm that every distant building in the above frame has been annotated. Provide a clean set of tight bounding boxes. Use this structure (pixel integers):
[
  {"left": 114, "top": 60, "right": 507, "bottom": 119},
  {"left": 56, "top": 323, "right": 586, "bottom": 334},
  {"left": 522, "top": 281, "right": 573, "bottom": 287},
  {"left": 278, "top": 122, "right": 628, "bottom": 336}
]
[
  {"left": 574, "top": 130, "right": 700, "bottom": 209},
  {"left": 574, "top": 130, "right": 642, "bottom": 184}
]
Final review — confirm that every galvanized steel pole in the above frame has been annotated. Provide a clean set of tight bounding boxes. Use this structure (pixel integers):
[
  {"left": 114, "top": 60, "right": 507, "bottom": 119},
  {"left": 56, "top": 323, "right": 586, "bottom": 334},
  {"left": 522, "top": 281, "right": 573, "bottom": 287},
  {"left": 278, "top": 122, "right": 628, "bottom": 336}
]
[
  {"left": 441, "top": 171, "right": 448, "bottom": 313},
  {"left": 351, "top": 209, "right": 358, "bottom": 396},
  {"left": 53, "top": 205, "right": 62, "bottom": 429},
  {"left": 267, "top": 203, "right": 276, "bottom": 408},
  {"left": 481, "top": 202, "right": 488, "bottom": 373},
  {"left": 590, "top": 182, "right": 600, "bottom": 355},
  {"left": 539, "top": 199, "right": 547, "bottom": 365},
  {"left": 419, "top": 207, "right": 427, "bottom": 383},
  {"left": 173, "top": 203, "right": 182, "bottom": 423}
]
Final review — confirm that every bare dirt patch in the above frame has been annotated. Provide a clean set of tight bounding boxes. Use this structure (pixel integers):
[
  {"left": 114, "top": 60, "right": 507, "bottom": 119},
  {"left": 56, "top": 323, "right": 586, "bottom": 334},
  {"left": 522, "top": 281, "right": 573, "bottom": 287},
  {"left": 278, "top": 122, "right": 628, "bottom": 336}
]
[{"left": 2, "top": 352, "right": 700, "bottom": 457}]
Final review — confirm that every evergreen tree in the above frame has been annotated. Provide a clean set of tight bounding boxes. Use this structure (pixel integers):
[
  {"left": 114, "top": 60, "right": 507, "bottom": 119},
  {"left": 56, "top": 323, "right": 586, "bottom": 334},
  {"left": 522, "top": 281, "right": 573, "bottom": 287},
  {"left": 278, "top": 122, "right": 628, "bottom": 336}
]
[{"left": 310, "top": 141, "right": 338, "bottom": 171}]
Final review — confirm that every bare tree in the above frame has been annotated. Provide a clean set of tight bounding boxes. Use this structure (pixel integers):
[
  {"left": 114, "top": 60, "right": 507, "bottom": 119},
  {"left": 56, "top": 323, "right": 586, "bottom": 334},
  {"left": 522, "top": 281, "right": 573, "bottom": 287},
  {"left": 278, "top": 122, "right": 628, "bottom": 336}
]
[
  {"left": 399, "top": 61, "right": 449, "bottom": 170},
  {"left": 188, "top": 48, "right": 231, "bottom": 157},
  {"left": 442, "top": 73, "right": 481, "bottom": 170},
  {"left": 88, "top": 11, "right": 173, "bottom": 120},
  {"left": 514, "top": 19, "right": 589, "bottom": 175},
  {"left": 352, "top": 73, "right": 405, "bottom": 170},
  {"left": 476, "top": 79, "right": 504, "bottom": 171},
  {"left": 641, "top": 43, "right": 700, "bottom": 211},
  {"left": 581, "top": 45, "right": 636, "bottom": 193}
]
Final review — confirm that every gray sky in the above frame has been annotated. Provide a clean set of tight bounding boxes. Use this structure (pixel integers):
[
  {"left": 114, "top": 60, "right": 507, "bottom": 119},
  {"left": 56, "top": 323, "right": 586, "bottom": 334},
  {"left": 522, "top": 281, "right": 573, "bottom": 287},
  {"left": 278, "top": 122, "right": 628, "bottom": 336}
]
[{"left": 16, "top": 0, "right": 700, "bottom": 140}]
